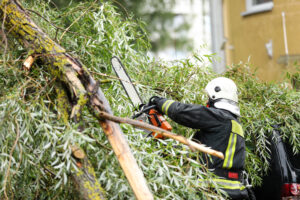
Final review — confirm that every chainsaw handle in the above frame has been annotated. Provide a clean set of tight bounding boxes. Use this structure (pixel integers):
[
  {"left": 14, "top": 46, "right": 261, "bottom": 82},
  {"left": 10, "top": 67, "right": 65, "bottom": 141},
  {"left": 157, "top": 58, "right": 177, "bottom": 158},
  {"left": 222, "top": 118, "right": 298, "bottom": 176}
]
[
  {"left": 153, "top": 114, "right": 162, "bottom": 127},
  {"left": 148, "top": 109, "right": 172, "bottom": 139},
  {"left": 132, "top": 105, "right": 157, "bottom": 119},
  {"left": 132, "top": 105, "right": 172, "bottom": 139}
]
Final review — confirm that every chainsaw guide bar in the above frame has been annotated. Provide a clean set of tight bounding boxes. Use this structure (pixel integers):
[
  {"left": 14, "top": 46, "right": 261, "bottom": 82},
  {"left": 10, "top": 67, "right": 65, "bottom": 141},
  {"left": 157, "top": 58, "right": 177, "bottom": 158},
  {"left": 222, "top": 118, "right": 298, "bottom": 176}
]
[{"left": 111, "top": 56, "right": 143, "bottom": 108}]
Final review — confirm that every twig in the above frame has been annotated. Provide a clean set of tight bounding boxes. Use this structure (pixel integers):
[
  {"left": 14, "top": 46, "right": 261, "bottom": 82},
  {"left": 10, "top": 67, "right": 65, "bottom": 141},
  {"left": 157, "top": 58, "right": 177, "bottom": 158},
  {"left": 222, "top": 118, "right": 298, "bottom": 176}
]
[
  {"left": 98, "top": 111, "right": 224, "bottom": 159},
  {"left": 33, "top": 77, "right": 57, "bottom": 102},
  {"left": 86, "top": 132, "right": 112, "bottom": 151},
  {"left": 8, "top": 140, "right": 23, "bottom": 200},
  {"left": 91, "top": 71, "right": 139, "bottom": 85},
  {"left": 153, "top": 87, "right": 179, "bottom": 97},
  {"left": 3, "top": 118, "right": 21, "bottom": 200},
  {"left": 112, "top": 0, "right": 130, "bottom": 18},
  {"left": 43, "top": 166, "right": 57, "bottom": 177},
  {"left": 1, "top": 4, "right": 8, "bottom": 63},
  {"left": 26, "top": 9, "right": 94, "bottom": 41},
  {"left": 11, "top": 142, "right": 23, "bottom": 179},
  {"left": 58, "top": 0, "right": 97, "bottom": 41}
]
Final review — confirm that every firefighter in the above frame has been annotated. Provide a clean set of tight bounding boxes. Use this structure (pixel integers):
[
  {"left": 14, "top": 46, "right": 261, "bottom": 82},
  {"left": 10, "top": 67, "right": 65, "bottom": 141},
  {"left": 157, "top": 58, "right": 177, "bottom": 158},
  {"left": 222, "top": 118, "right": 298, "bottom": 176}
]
[{"left": 149, "top": 77, "right": 249, "bottom": 200}]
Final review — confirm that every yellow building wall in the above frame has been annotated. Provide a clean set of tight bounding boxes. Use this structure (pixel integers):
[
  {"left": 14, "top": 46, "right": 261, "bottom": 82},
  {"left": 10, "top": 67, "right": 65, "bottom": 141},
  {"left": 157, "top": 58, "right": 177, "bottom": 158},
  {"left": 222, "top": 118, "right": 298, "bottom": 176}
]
[{"left": 223, "top": 0, "right": 300, "bottom": 82}]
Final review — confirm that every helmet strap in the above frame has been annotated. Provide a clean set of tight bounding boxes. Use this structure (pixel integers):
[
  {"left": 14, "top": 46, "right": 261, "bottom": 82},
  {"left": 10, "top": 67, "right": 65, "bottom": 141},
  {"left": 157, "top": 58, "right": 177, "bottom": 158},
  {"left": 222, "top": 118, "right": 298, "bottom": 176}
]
[{"left": 207, "top": 98, "right": 217, "bottom": 108}]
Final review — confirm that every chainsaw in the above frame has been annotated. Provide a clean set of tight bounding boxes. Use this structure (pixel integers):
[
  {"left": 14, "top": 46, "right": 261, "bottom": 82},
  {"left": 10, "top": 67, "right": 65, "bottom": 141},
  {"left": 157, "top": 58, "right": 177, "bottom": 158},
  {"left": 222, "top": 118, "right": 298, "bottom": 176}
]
[
  {"left": 111, "top": 56, "right": 171, "bottom": 139},
  {"left": 110, "top": 56, "right": 224, "bottom": 159}
]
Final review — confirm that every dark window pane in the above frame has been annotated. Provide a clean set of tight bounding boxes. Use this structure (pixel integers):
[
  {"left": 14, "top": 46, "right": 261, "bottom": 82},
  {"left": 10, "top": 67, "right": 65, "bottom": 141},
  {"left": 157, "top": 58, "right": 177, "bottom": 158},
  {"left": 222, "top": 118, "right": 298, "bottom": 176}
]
[{"left": 254, "top": 0, "right": 272, "bottom": 5}]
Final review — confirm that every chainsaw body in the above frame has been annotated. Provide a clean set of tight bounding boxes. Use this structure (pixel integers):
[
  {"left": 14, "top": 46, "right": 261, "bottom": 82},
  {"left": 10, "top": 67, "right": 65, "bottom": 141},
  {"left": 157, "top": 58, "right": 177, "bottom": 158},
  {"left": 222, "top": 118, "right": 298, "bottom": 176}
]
[
  {"left": 133, "top": 105, "right": 172, "bottom": 139},
  {"left": 148, "top": 109, "right": 172, "bottom": 139}
]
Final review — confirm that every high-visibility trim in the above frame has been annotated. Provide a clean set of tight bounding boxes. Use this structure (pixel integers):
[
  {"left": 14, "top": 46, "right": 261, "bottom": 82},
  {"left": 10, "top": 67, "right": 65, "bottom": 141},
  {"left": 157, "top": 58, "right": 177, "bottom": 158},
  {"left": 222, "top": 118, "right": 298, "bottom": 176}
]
[
  {"left": 161, "top": 100, "right": 174, "bottom": 115},
  {"left": 223, "top": 120, "right": 243, "bottom": 169},
  {"left": 223, "top": 133, "right": 233, "bottom": 168},
  {"left": 223, "top": 133, "right": 237, "bottom": 169},
  {"left": 198, "top": 179, "right": 246, "bottom": 190},
  {"left": 231, "top": 120, "right": 244, "bottom": 138},
  {"left": 161, "top": 100, "right": 169, "bottom": 113},
  {"left": 213, "top": 179, "right": 246, "bottom": 190},
  {"left": 229, "top": 134, "right": 237, "bottom": 168},
  {"left": 165, "top": 100, "right": 174, "bottom": 114}
]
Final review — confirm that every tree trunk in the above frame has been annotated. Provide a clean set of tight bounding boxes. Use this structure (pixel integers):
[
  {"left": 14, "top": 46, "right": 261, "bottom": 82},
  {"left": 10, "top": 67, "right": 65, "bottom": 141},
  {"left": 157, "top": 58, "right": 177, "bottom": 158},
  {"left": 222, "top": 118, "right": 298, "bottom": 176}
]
[
  {"left": 0, "top": 0, "right": 153, "bottom": 199},
  {"left": 57, "top": 83, "right": 107, "bottom": 200}
]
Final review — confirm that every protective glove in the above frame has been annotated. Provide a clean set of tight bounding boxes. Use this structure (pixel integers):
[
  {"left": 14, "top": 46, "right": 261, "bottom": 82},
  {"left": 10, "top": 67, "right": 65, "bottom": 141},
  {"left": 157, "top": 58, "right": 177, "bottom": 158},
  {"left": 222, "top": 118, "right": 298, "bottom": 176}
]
[{"left": 148, "top": 96, "right": 161, "bottom": 106}]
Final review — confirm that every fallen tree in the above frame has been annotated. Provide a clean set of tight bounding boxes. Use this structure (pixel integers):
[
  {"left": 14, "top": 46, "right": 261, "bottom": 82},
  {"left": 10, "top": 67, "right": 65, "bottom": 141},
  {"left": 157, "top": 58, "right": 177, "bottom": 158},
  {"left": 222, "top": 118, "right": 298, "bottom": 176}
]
[
  {"left": 0, "top": 1, "right": 225, "bottom": 198},
  {"left": 0, "top": 0, "right": 153, "bottom": 199},
  {"left": 1, "top": 0, "right": 298, "bottom": 199}
]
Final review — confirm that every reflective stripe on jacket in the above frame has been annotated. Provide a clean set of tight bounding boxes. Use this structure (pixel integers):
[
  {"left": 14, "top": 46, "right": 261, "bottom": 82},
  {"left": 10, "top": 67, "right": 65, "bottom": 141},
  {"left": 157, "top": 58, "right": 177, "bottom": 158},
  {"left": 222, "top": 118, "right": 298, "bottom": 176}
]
[
  {"left": 199, "top": 178, "right": 248, "bottom": 200},
  {"left": 199, "top": 178, "right": 246, "bottom": 190}
]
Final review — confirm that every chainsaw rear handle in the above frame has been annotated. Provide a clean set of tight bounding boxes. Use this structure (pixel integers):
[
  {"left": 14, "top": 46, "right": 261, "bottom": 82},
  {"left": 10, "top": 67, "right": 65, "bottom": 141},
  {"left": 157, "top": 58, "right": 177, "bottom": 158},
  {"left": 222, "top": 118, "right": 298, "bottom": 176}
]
[
  {"left": 148, "top": 109, "right": 172, "bottom": 139},
  {"left": 132, "top": 104, "right": 172, "bottom": 139}
]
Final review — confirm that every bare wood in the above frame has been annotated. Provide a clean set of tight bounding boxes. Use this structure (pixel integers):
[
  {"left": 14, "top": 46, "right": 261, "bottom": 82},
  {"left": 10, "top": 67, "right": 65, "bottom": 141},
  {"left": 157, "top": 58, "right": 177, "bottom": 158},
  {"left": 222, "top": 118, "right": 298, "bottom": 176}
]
[
  {"left": 0, "top": 1, "right": 153, "bottom": 199},
  {"left": 90, "top": 98, "right": 154, "bottom": 199},
  {"left": 23, "top": 55, "right": 35, "bottom": 71},
  {"left": 71, "top": 145, "right": 85, "bottom": 160},
  {"left": 98, "top": 111, "right": 225, "bottom": 160}
]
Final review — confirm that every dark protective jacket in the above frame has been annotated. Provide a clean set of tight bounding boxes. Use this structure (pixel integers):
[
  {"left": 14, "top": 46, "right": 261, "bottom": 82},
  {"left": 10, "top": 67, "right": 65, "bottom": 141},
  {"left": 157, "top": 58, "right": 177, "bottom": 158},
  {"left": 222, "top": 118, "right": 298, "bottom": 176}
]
[{"left": 156, "top": 98, "right": 249, "bottom": 199}]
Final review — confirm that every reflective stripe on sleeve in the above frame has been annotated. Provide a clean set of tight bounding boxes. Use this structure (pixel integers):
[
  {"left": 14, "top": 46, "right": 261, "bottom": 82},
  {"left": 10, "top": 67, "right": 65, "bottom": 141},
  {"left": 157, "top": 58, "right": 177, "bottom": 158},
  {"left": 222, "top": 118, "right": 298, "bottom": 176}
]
[{"left": 161, "top": 100, "right": 175, "bottom": 115}]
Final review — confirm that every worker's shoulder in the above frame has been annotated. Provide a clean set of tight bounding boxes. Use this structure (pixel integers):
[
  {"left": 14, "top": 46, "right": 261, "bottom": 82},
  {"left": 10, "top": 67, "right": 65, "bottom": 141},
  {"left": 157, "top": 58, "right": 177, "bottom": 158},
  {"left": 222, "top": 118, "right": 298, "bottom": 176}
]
[{"left": 205, "top": 107, "right": 238, "bottom": 122}]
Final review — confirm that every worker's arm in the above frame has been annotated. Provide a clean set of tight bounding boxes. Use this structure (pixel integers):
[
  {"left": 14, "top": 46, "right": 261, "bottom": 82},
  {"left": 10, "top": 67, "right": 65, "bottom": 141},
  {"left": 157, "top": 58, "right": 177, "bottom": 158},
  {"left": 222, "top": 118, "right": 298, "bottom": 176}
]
[{"left": 153, "top": 97, "right": 224, "bottom": 129}]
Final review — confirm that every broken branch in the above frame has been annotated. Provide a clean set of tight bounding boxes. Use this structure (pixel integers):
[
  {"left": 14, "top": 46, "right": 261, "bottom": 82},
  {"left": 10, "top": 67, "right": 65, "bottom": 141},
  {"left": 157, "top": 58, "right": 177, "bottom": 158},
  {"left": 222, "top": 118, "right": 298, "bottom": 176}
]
[{"left": 98, "top": 111, "right": 224, "bottom": 160}]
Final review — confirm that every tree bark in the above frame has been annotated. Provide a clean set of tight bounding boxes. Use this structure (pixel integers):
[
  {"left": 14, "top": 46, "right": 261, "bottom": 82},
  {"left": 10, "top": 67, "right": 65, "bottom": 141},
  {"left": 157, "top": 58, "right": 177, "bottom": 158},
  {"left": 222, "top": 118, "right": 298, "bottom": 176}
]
[
  {"left": 57, "top": 83, "right": 107, "bottom": 200},
  {"left": 71, "top": 145, "right": 107, "bottom": 200},
  {"left": 0, "top": 0, "right": 153, "bottom": 199}
]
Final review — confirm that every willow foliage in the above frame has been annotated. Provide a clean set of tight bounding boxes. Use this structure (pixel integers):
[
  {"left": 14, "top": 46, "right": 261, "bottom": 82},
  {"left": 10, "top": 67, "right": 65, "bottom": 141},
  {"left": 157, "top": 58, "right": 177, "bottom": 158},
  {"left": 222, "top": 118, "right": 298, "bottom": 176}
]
[{"left": 0, "top": 1, "right": 299, "bottom": 199}]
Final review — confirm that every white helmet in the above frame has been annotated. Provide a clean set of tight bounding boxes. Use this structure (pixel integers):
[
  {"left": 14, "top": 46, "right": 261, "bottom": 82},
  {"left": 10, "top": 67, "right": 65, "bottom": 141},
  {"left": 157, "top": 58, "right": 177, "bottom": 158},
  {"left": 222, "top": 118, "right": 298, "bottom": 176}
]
[{"left": 205, "top": 77, "right": 240, "bottom": 116}]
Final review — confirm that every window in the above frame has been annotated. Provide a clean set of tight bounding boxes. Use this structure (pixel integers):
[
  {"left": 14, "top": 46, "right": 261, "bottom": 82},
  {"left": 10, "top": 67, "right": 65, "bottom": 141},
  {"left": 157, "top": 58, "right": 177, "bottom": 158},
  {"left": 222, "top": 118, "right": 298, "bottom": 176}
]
[
  {"left": 253, "top": 0, "right": 272, "bottom": 4},
  {"left": 241, "top": 0, "right": 274, "bottom": 16}
]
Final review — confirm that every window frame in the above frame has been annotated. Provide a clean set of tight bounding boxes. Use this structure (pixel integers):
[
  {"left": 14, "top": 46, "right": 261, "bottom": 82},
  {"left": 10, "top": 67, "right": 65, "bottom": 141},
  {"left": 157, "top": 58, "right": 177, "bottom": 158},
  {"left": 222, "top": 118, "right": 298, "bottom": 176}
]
[{"left": 241, "top": 0, "right": 274, "bottom": 16}]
